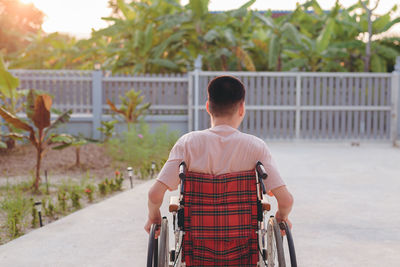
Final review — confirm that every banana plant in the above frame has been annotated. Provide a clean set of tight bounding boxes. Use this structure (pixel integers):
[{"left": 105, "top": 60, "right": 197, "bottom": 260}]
[
  {"left": 0, "top": 55, "right": 30, "bottom": 149},
  {"left": 0, "top": 89, "right": 72, "bottom": 191},
  {"left": 281, "top": 0, "right": 347, "bottom": 71},
  {"left": 255, "top": 11, "right": 302, "bottom": 71},
  {"left": 51, "top": 134, "right": 98, "bottom": 167},
  {"left": 358, "top": 1, "right": 400, "bottom": 71},
  {"left": 106, "top": 89, "right": 151, "bottom": 130}
]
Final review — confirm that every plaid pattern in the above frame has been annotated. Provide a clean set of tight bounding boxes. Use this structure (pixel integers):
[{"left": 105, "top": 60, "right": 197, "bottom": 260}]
[{"left": 182, "top": 170, "right": 259, "bottom": 267}]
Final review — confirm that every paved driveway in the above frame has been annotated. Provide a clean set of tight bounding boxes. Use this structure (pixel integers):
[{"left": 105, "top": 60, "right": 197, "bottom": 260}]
[{"left": 0, "top": 143, "right": 399, "bottom": 266}]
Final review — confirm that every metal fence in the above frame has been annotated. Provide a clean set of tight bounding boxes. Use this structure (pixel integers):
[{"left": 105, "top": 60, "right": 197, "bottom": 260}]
[
  {"left": 190, "top": 71, "right": 398, "bottom": 142},
  {"left": 8, "top": 67, "right": 400, "bottom": 143}
]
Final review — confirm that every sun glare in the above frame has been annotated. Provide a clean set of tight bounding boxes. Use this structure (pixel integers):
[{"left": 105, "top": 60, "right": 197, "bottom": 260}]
[
  {"left": 16, "top": 0, "right": 111, "bottom": 38},
  {"left": 19, "top": 0, "right": 34, "bottom": 4}
]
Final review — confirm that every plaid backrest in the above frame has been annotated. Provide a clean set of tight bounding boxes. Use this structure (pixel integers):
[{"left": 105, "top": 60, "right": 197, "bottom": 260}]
[{"left": 182, "top": 170, "right": 259, "bottom": 266}]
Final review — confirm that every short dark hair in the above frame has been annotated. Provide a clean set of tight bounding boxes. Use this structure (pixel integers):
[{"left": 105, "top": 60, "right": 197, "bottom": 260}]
[{"left": 207, "top": 76, "right": 246, "bottom": 117}]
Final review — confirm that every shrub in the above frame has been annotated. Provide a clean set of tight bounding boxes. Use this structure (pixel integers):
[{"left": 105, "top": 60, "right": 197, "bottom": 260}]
[
  {"left": 107, "top": 123, "right": 178, "bottom": 179},
  {"left": 57, "top": 189, "right": 67, "bottom": 213},
  {"left": 98, "top": 181, "right": 108, "bottom": 196},
  {"left": 47, "top": 200, "right": 55, "bottom": 218},
  {"left": 1, "top": 193, "right": 30, "bottom": 238},
  {"left": 31, "top": 199, "right": 38, "bottom": 228},
  {"left": 84, "top": 184, "right": 95, "bottom": 202},
  {"left": 114, "top": 171, "right": 124, "bottom": 191},
  {"left": 70, "top": 187, "right": 81, "bottom": 210},
  {"left": 43, "top": 198, "right": 55, "bottom": 218}
]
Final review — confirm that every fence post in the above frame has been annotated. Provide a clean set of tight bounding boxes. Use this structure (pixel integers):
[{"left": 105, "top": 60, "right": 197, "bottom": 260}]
[
  {"left": 392, "top": 56, "right": 400, "bottom": 145},
  {"left": 92, "top": 70, "right": 102, "bottom": 140},
  {"left": 194, "top": 55, "right": 202, "bottom": 131},
  {"left": 188, "top": 72, "right": 193, "bottom": 132},
  {"left": 295, "top": 74, "right": 302, "bottom": 139}
]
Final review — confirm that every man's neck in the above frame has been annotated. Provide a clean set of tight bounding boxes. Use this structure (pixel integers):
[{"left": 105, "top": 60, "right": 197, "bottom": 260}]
[{"left": 210, "top": 117, "right": 240, "bottom": 129}]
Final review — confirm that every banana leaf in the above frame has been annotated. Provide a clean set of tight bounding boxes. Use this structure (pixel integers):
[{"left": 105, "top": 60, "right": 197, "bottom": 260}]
[{"left": 44, "top": 109, "right": 72, "bottom": 137}]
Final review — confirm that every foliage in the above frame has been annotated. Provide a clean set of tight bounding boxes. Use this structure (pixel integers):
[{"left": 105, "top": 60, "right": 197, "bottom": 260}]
[
  {"left": 0, "top": 0, "right": 44, "bottom": 56},
  {"left": 114, "top": 171, "right": 124, "bottom": 191},
  {"left": 57, "top": 189, "right": 68, "bottom": 213},
  {"left": 0, "top": 175, "right": 123, "bottom": 245},
  {"left": 98, "top": 180, "right": 108, "bottom": 196},
  {"left": 97, "top": 120, "right": 119, "bottom": 142},
  {"left": 107, "top": 123, "right": 178, "bottom": 179},
  {"left": 3, "top": 0, "right": 400, "bottom": 72},
  {"left": 30, "top": 199, "right": 38, "bottom": 228},
  {"left": 107, "top": 89, "right": 151, "bottom": 128},
  {"left": 0, "top": 89, "right": 72, "bottom": 191},
  {"left": 70, "top": 188, "right": 81, "bottom": 210},
  {"left": 43, "top": 198, "right": 55, "bottom": 218},
  {"left": 51, "top": 134, "right": 98, "bottom": 166},
  {"left": 84, "top": 185, "right": 95, "bottom": 202},
  {"left": 0, "top": 55, "right": 29, "bottom": 149},
  {"left": 1, "top": 192, "right": 30, "bottom": 238}
]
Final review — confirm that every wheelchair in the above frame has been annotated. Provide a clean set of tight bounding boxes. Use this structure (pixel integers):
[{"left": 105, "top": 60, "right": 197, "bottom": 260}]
[{"left": 147, "top": 161, "right": 297, "bottom": 267}]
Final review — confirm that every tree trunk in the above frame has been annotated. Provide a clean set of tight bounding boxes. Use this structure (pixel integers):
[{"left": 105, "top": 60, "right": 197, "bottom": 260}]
[
  {"left": 364, "top": 9, "right": 372, "bottom": 72},
  {"left": 34, "top": 146, "right": 42, "bottom": 191},
  {"left": 6, "top": 138, "right": 15, "bottom": 150},
  {"left": 75, "top": 146, "right": 80, "bottom": 166},
  {"left": 277, "top": 54, "right": 282, "bottom": 72}
]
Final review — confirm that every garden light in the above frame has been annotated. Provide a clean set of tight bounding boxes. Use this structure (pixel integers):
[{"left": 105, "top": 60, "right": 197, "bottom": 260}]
[
  {"left": 151, "top": 161, "right": 156, "bottom": 178},
  {"left": 34, "top": 201, "right": 43, "bottom": 227},
  {"left": 127, "top": 166, "right": 133, "bottom": 189}
]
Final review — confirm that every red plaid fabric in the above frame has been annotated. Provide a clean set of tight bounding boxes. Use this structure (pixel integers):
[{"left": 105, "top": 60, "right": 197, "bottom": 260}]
[{"left": 182, "top": 170, "right": 259, "bottom": 266}]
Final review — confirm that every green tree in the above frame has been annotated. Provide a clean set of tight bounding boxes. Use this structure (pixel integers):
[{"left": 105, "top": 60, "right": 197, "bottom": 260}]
[{"left": 0, "top": 0, "right": 44, "bottom": 56}]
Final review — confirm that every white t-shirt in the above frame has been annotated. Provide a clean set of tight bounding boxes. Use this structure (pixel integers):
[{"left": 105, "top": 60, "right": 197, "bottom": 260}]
[{"left": 157, "top": 124, "right": 285, "bottom": 192}]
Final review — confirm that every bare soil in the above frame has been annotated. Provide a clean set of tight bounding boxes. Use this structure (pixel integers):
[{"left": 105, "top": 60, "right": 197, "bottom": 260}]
[
  {"left": 0, "top": 143, "right": 124, "bottom": 182},
  {"left": 0, "top": 143, "right": 145, "bottom": 245}
]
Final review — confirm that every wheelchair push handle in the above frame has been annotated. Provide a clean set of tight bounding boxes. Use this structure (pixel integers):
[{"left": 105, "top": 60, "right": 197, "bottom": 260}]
[
  {"left": 179, "top": 162, "right": 186, "bottom": 195},
  {"left": 256, "top": 161, "right": 268, "bottom": 195},
  {"left": 256, "top": 161, "right": 268, "bottom": 180},
  {"left": 179, "top": 162, "right": 186, "bottom": 180}
]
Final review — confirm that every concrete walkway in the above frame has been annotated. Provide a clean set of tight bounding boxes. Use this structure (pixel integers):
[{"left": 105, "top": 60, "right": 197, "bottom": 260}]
[{"left": 0, "top": 143, "right": 399, "bottom": 267}]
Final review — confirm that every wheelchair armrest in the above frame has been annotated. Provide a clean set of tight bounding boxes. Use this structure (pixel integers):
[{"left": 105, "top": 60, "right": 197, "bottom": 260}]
[
  {"left": 169, "top": 196, "right": 179, "bottom": 213},
  {"left": 261, "top": 199, "right": 271, "bottom": 211}
]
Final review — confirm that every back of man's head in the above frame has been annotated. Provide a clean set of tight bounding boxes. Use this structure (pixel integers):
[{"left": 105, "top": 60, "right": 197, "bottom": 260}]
[{"left": 207, "top": 76, "right": 245, "bottom": 117}]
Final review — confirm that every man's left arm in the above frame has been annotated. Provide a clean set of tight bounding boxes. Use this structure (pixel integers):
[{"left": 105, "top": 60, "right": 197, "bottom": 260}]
[{"left": 144, "top": 180, "right": 169, "bottom": 233}]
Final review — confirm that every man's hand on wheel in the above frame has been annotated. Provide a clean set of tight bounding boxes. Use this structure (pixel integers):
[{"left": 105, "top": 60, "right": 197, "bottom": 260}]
[{"left": 275, "top": 211, "right": 292, "bottom": 236}]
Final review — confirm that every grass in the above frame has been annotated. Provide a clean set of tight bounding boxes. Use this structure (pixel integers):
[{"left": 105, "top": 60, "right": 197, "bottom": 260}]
[{"left": 0, "top": 171, "right": 128, "bottom": 245}]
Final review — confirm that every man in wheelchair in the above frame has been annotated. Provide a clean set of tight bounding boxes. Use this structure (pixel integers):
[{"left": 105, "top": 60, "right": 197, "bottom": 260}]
[{"left": 145, "top": 76, "right": 294, "bottom": 266}]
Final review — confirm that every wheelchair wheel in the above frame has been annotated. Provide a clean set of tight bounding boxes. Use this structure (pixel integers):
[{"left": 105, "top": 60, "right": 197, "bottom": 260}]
[
  {"left": 267, "top": 217, "right": 285, "bottom": 267},
  {"left": 280, "top": 221, "right": 297, "bottom": 267},
  {"left": 158, "top": 217, "right": 169, "bottom": 267},
  {"left": 147, "top": 224, "right": 159, "bottom": 267}
]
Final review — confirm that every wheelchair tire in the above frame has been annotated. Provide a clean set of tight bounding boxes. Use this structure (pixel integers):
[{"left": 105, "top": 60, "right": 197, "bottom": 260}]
[
  {"left": 267, "top": 217, "right": 285, "bottom": 267},
  {"left": 147, "top": 224, "right": 159, "bottom": 267},
  {"left": 158, "top": 217, "right": 169, "bottom": 267},
  {"left": 280, "top": 221, "right": 297, "bottom": 267}
]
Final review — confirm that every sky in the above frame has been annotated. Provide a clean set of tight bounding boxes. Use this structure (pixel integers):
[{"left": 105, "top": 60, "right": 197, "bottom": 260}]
[{"left": 20, "top": 0, "right": 400, "bottom": 38}]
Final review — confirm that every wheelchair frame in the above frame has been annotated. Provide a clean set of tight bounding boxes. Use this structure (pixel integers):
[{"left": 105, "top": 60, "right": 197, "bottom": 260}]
[{"left": 147, "top": 161, "right": 297, "bottom": 267}]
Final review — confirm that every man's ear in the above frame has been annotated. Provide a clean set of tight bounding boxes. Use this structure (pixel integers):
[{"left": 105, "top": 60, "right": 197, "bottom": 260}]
[
  {"left": 238, "top": 101, "right": 245, "bottom": 117},
  {"left": 206, "top": 100, "right": 211, "bottom": 115}
]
